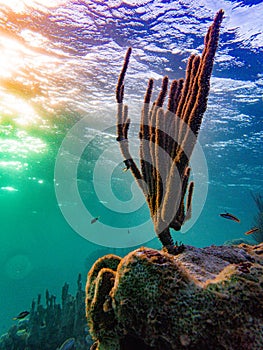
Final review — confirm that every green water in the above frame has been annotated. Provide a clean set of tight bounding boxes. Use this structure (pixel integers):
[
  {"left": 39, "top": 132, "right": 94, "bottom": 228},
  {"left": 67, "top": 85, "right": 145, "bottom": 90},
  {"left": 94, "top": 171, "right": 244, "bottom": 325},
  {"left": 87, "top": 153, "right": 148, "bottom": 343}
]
[
  {"left": 0, "top": 115, "right": 159, "bottom": 334},
  {"left": 0, "top": 0, "right": 262, "bottom": 340}
]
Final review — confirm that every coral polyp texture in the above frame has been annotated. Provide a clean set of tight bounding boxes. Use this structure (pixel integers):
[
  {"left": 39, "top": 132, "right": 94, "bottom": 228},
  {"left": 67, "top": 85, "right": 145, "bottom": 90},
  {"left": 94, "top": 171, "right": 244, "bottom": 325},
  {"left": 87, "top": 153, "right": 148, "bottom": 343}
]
[
  {"left": 86, "top": 243, "right": 263, "bottom": 350},
  {"left": 116, "top": 10, "right": 224, "bottom": 251}
]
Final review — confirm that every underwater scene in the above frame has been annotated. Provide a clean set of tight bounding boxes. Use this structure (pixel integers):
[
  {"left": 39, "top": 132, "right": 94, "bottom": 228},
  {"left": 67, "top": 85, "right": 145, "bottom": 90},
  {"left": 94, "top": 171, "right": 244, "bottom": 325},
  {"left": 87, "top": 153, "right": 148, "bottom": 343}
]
[{"left": 0, "top": 0, "right": 262, "bottom": 349}]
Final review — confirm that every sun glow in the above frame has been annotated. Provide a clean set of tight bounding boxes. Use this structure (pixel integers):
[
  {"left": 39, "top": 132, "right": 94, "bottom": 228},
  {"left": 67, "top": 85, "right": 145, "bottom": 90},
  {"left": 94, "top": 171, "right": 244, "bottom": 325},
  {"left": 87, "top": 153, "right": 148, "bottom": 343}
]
[
  {"left": 0, "top": 0, "right": 67, "bottom": 13},
  {"left": 0, "top": 32, "right": 63, "bottom": 125},
  {"left": 0, "top": 36, "right": 29, "bottom": 79},
  {"left": 0, "top": 93, "right": 41, "bottom": 126},
  {"left": 1, "top": 186, "right": 18, "bottom": 192},
  {"left": 0, "top": 128, "right": 46, "bottom": 170}
]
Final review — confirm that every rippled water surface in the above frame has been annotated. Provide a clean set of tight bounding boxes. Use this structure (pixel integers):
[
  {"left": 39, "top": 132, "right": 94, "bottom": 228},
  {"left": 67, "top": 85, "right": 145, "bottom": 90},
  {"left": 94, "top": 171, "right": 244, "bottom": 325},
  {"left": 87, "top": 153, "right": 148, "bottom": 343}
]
[{"left": 0, "top": 0, "right": 262, "bottom": 335}]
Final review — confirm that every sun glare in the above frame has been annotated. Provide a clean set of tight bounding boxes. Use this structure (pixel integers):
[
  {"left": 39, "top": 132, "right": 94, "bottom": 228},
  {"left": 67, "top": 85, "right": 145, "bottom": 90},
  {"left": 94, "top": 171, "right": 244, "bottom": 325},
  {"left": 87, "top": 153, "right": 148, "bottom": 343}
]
[
  {"left": 0, "top": 128, "right": 46, "bottom": 169},
  {"left": 20, "top": 30, "right": 49, "bottom": 48},
  {"left": 0, "top": 93, "right": 41, "bottom": 126},
  {"left": 0, "top": 33, "right": 62, "bottom": 125},
  {"left": 0, "top": 36, "right": 28, "bottom": 79},
  {"left": 1, "top": 186, "right": 18, "bottom": 192},
  {"left": 0, "top": 0, "right": 66, "bottom": 12}
]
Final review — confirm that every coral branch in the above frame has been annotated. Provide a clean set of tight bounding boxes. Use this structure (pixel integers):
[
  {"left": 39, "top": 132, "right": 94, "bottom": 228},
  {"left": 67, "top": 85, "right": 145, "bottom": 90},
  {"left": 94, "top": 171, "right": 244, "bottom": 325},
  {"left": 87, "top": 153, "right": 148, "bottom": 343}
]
[{"left": 116, "top": 10, "right": 224, "bottom": 252}]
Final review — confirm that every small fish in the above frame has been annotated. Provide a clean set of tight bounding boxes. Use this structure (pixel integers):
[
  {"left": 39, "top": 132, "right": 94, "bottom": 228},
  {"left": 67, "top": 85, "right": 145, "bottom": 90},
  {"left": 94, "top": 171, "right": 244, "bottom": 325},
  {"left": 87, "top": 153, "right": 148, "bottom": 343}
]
[
  {"left": 122, "top": 159, "right": 133, "bottom": 172},
  {"left": 91, "top": 216, "right": 100, "bottom": 224},
  {"left": 13, "top": 311, "right": 30, "bottom": 320},
  {"left": 116, "top": 135, "right": 126, "bottom": 142},
  {"left": 244, "top": 227, "right": 260, "bottom": 235},
  {"left": 58, "top": 338, "right": 75, "bottom": 350},
  {"left": 219, "top": 212, "right": 240, "bottom": 223}
]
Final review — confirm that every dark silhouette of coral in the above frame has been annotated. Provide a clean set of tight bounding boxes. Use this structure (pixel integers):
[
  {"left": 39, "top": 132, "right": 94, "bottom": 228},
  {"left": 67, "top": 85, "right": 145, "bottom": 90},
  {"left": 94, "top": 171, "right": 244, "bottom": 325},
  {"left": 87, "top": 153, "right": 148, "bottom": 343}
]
[
  {"left": 251, "top": 192, "right": 263, "bottom": 243},
  {"left": 116, "top": 10, "right": 224, "bottom": 252},
  {"left": 0, "top": 274, "right": 91, "bottom": 350}
]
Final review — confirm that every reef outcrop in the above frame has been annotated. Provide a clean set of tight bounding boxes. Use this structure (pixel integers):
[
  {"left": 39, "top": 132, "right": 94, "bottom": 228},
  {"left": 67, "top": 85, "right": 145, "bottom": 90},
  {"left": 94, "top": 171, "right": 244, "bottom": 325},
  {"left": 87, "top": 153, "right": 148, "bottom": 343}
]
[{"left": 86, "top": 243, "right": 263, "bottom": 350}]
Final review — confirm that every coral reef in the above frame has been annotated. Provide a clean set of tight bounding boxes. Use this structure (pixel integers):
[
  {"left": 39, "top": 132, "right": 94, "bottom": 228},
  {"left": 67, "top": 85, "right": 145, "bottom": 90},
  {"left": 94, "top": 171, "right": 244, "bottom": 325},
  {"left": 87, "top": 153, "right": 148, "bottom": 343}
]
[
  {"left": 86, "top": 243, "right": 263, "bottom": 350},
  {"left": 0, "top": 274, "right": 92, "bottom": 350},
  {"left": 116, "top": 10, "right": 224, "bottom": 251},
  {"left": 224, "top": 238, "right": 254, "bottom": 246}
]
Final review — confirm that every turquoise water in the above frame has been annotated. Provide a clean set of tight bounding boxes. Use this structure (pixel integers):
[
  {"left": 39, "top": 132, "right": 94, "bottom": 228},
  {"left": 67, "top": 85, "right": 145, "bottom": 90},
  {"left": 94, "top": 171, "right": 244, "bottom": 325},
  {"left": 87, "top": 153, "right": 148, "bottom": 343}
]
[{"left": 0, "top": 0, "right": 262, "bottom": 338}]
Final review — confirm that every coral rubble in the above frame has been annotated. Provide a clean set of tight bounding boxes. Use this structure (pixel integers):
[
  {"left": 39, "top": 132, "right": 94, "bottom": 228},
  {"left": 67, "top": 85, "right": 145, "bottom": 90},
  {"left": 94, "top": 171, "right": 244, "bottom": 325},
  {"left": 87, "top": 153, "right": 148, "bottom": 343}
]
[
  {"left": 86, "top": 243, "right": 263, "bottom": 349},
  {"left": 0, "top": 274, "right": 92, "bottom": 350}
]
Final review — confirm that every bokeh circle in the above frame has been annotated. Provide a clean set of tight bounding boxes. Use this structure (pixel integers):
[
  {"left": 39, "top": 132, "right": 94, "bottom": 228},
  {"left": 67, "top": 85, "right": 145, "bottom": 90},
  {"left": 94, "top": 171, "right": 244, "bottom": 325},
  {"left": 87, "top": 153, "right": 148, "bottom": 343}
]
[{"left": 54, "top": 111, "right": 208, "bottom": 248}]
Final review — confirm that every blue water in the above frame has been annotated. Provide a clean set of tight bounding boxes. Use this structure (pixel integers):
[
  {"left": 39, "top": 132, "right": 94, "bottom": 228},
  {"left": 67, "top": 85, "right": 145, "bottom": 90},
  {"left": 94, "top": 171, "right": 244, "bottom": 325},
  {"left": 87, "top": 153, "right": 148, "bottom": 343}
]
[{"left": 0, "top": 0, "right": 262, "bottom": 336}]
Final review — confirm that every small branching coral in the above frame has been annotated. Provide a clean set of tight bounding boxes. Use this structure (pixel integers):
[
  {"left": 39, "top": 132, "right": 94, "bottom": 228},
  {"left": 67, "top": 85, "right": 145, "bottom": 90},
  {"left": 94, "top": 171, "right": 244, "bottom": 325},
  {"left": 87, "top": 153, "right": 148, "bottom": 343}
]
[
  {"left": 116, "top": 10, "right": 224, "bottom": 253},
  {"left": 251, "top": 192, "right": 263, "bottom": 243}
]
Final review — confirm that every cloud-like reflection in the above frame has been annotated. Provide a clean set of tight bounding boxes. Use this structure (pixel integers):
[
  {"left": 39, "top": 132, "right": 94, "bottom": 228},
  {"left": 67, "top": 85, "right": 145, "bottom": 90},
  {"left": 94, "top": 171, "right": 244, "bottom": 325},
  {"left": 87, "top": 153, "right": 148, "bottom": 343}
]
[{"left": 0, "top": 127, "right": 46, "bottom": 171}]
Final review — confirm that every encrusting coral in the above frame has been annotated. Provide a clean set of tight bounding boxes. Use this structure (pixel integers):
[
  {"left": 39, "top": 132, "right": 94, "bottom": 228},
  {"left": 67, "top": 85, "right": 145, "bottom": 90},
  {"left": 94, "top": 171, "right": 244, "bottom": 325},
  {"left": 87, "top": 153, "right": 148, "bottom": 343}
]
[
  {"left": 116, "top": 10, "right": 224, "bottom": 252},
  {"left": 86, "top": 243, "right": 263, "bottom": 350}
]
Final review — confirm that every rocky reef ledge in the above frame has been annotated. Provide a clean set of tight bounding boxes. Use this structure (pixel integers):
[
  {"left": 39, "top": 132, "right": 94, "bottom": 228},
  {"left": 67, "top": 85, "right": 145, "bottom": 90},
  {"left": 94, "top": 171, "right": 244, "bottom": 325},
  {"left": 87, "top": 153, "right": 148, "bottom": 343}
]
[{"left": 86, "top": 243, "right": 263, "bottom": 350}]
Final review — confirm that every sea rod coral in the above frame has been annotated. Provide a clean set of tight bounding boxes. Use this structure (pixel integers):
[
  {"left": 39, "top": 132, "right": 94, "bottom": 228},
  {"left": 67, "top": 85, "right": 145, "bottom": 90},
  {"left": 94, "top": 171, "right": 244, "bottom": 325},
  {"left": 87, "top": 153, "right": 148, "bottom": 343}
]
[
  {"left": 0, "top": 274, "right": 91, "bottom": 350},
  {"left": 116, "top": 10, "right": 224, "bottom": 252},
  {"left": 250, "top": 192, "right": 263, "bottom": 243}
]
